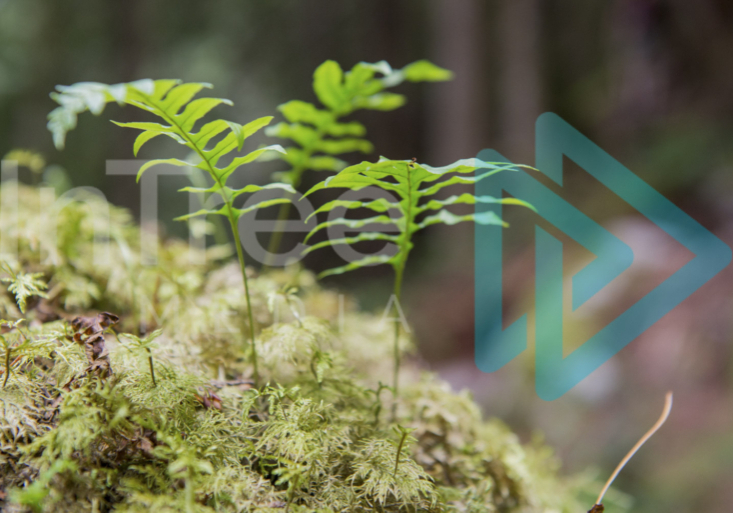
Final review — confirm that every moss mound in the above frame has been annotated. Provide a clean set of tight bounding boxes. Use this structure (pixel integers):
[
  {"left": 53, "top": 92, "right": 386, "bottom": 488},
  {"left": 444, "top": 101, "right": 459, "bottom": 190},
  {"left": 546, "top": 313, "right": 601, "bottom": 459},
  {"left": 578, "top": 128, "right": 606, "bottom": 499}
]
[{"left": 0, "top": 185, "right": 614, "bottom": 512}]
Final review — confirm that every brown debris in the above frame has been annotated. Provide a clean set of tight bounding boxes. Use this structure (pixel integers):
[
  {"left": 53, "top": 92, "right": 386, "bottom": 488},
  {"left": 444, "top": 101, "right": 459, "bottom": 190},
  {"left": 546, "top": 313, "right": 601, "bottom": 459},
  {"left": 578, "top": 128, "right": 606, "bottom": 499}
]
[
  {"left": 70, "top": 312, "right": 119, "bottom": 336},
  {"left": 588, "top": 505, "right": 604, "bottom": 513},
  {"left": 70, "top": 312, "right": 120, "bottom": 378},
  {"left": 194, "top": 390, "right": 223, "bottom": 410}
]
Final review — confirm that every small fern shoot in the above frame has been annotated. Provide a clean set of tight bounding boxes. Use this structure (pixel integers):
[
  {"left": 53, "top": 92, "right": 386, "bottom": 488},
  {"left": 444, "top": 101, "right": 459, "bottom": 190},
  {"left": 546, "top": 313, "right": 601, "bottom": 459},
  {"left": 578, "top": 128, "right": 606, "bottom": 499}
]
[
  {"left": 263, "top": 59, "right": 452, "bottom": 264},
  {"left": 302, "top": 157, "right": 535, "bottom": 395},
  {"left": 47, "top": 79, "right": 295, "bottom": 385},
  {"left": 120, "top": 329, "right": 163, "bottom": 388},
  {"left": 0, "top": 319, "right": 31, "bottom": 388},
  {"left": 0, "top": 262, "right": 48, "bottom": 314}
]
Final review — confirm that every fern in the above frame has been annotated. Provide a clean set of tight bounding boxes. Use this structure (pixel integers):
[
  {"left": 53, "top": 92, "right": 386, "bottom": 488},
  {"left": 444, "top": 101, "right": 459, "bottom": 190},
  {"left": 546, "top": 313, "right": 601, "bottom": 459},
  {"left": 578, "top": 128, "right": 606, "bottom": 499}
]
[
  {"left": 9, "top": 458, "right": 78, "bottom": 513},
  {"left": 302, "top": 157, "right": 535, "bottom": 395},
  {"left": 0, "top": 262, "right": 48, "bottom": 314},
  {"left": 0, "top": 182, "right": 602, "bottom": 513},
  {"left": 1, "top": 320, "right": 27, "bottom": 388},
  {"left": 351, "top": 435, "right": 435, "bottom": 510},
  {"left": 120, "top": 329, "right": 162, "bottom": 388},
  {"left": 153, "top": 431, "right": 215, "bottom": 513},
  {"left": 47, "top": 79, "right": 295, "bottom": 384},
  {"left": 263, "top": 59, "right": 452, "bottom": 263}
]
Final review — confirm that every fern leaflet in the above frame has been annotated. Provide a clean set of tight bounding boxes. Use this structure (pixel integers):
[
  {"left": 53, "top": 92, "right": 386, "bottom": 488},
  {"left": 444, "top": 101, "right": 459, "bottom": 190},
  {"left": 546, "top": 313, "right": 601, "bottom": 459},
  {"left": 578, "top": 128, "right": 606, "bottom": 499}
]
[
  {"left": 47, "top": 79, "right": 293, "bottom": 384},
  {"left": 302, "top": 157, "right": 535, "bottom": 394},
  {"left": 262, "top": 59, "right": 452, "bottom": 263}
]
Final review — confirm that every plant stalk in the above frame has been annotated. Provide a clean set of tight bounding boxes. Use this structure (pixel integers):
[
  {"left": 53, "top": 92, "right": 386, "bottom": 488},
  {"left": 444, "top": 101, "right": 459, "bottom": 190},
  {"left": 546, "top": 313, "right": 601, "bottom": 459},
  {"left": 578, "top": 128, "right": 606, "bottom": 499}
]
[
  {"left": 263, "top": 200, "right": 293, "bottom": 269},
  {"left": 146, "top": 350, "right": 157, "bottom": 387},
  {"left": 393, "top": 428, "right": 409, "bottom": 478},
  {"left": 391, "top": 161, "right": 414, "bottom": 400},
  {"left": 263, "top": 164, "right": 306, "bottom": 270},
  {"left": 595, "top": 392, "right": 673, "bottom": 506},
  {"left": 263, "top": 121, "right": 328, "bottom": 270},
  {"left": 147, "top": 97, "right": 261, "bottom": 386},
  {"left": 227, "top": 212, "right": 260, "bottom": 386},
  {"left": 392, "top": 264, "right": 405, "bottom": 398},
  {"left": 2, "top": 340, "right": 9, "bottom": 388}
]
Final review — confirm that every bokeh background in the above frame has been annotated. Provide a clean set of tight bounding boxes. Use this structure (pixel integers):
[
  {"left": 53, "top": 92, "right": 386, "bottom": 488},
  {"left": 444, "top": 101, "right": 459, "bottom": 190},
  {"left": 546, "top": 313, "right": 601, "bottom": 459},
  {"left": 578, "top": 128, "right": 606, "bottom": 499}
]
[{"left": 2, "top": 1, "right": 733, "bottom": 511}]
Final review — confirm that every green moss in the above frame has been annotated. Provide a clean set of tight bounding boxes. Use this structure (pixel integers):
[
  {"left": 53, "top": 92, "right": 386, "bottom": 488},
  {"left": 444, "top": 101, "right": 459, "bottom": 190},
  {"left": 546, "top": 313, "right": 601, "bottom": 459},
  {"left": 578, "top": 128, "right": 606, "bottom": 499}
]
[{"left": 0, "top": 185, "right": 625, "bottom": 512}]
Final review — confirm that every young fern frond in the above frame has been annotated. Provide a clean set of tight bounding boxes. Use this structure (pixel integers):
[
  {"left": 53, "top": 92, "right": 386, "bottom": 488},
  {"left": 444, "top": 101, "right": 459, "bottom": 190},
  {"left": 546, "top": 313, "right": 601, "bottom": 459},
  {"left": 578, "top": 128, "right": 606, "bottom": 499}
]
[
  {"left": 302, "top": 157, "right": 535, "bottom": 395},
  {"left": 263, "top": 59, "right": 452, "bottom": 264},
  {"left": 391, "top": 424, "right": 415, "bottom": 478},
  {"left": 1, "top": 262, "right": 48, "bottom": 314},
  {"left": 120, "top": 329, "right": 163, "bottom": 388},
  {"left": 47, "top": 79, "right": 296, "bottom": 385},
  {"left": 267, "top": 60, "right": 452, "bottom": 187},
  {"left": 351, "top": 434, "right": 434, "bottom": 510},
  {"left": 153, "top": 431, "right": 215, "bottom": 512}
]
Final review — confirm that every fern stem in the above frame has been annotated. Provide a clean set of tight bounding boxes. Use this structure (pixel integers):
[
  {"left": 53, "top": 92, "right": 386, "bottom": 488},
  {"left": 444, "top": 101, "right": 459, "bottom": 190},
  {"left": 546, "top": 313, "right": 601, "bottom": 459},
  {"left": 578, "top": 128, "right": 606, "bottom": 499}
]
[
  {"left": 392, "top": 264, "right": 404, "bottom": 399},
  {"left": 143, "top": 96, "right": 261, "bottom": 386},
  {"left": 263, "top": 120, "right": 329, "bottom": 270},
  {"left": 263, "top": 145, "right": 314, "bottom": 269},
  {"left": 227, "top": 212, "right": 260, "bottom": 386},
  {"left": 391, "top": 162, "right": 414, "bottom": 400},
  {"left": 147, "top": 350, "right": 157, "bottom": 387},
  {"left": 264, "top": 201, "right": 291, "bottom": 269},
  {"left": 393, "top": 428, "right": 409, "bottom": 478},
  {"left": 2, "top": 341, "right": 9, "bottom": 388}
]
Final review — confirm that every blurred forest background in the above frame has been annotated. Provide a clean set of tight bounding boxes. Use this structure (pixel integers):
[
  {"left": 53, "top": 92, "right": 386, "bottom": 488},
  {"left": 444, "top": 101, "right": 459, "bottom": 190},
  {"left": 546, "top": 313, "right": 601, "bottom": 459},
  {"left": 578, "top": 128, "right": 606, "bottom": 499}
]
[{"left": 2, "top": 1, "right": 733, "bottom": 512}]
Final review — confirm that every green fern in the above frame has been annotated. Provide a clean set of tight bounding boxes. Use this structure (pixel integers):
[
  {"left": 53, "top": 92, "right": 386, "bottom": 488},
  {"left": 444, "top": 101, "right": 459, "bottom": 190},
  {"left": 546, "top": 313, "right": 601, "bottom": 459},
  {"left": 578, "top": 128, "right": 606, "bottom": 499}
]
[
  {"left": 351, "top": 434, "right": 435, "bottom": 510},
  {"left": 47, "top": 79, "right": 295, "bottom": 385},
  {"left": 263, "top": 59, "right": 452, "bottom": 264},
  {"left": 0, "top": 262, "right": 48, "bottom": 314},
  {"left": 9, "top": 458, "right": 78, "bottom": 512},
  {"left": 120, "top": 329, "right": 162, "bottom": 388},
  {"left": 0, "top": 319, "right": 31, "bottom": 388},
  {"left": 302, "top": 157, "right": 535, "bottom": 395},
  {"left": 153, "top": 431, "right": 215, "bottom": 513}
]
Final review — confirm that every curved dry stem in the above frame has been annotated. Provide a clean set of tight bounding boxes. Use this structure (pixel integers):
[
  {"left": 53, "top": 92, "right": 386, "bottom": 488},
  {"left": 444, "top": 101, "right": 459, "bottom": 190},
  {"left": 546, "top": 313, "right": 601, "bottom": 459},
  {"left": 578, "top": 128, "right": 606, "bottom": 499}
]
[{"left": 595, "top": 391, "right": 674, "bottom": 506}]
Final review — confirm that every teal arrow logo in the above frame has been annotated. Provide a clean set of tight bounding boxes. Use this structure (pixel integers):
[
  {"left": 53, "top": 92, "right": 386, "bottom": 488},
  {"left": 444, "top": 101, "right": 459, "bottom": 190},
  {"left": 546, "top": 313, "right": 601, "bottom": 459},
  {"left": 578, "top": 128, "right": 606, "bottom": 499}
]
[{"left": 475, "top": 113, "right": 731, "bottom": 400}]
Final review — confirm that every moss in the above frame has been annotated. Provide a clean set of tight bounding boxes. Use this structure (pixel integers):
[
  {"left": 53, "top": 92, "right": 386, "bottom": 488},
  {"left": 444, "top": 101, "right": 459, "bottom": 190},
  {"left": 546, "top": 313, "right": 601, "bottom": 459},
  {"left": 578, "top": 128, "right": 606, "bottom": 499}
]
[{"left": 0, "top": 185, "right": 626, "bottom": 512}]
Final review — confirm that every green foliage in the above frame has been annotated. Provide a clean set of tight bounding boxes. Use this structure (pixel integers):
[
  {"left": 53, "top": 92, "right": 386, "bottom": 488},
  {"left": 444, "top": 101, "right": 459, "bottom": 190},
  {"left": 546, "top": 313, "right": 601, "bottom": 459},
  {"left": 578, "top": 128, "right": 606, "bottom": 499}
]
[
  {"left": 2, "top": 149, "right": 45, "bottom": 174},
  {"left": 120, "top": 329, "right": 162, "bottom": 387},
  {"left": 262, "top": 59, "right": 451, "bottom": 264},
  {"left": 1, "top": 320, "right": 28, "bottom": 388},
  {"left": 302, "top": 157, "right": 534, "bottom": 394},
  {"left": 303, "top": 157, "right": 533, "bottom": 279},
  {"left": 9, "top": 458, "right": 78, "bottom": 512},
  {"left": 2, "top": 148, "right": 72, "bottom": 194},
  {"left": 47, "top": 78, "right": 296, "bottom": 385},
  {"left": 351, "top": 435, "right": 435, "bottom": 510},
  {"left": 0, "top": 185, "right": 620, "bottom": 512},
  {"left": 0, "top": 263, "right": 48, "bottom": 314},
  {"left": 267, "top": 286, "right": 304, "bottom": 327},
  {"left": 152, "top": 431, "right": 215, "bottom": 513},
  {"left": 0, "top": 60, "right": 620, "bottom": 512},
  {"left": 266, "top": 59, "right": 452, "bottom": 188}
]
